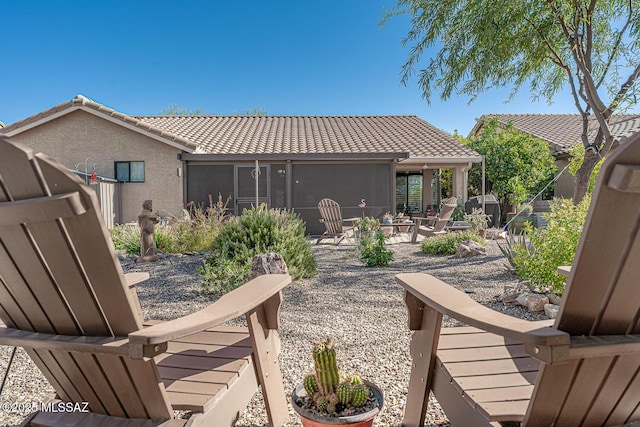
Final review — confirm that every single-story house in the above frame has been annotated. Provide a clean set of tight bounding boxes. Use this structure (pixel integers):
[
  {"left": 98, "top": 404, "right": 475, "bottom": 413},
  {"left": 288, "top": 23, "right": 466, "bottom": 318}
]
[
  {"left": 1, "top": 95, "right": 481, "bottom": 234},
  {"left": 469, "top": 114, "right": 640, "bottom": 198}
]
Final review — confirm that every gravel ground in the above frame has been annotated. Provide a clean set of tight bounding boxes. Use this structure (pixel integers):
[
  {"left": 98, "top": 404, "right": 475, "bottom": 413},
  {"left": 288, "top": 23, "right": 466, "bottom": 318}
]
[{"left": 0, "top": 239, "right": 583, "bottom": 426}]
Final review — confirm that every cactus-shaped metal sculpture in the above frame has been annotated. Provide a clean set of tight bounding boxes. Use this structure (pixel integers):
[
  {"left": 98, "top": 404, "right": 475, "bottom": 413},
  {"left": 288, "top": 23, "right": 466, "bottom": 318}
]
[{"left": 305, "top": 337, "right": 371, "bottom": 413}]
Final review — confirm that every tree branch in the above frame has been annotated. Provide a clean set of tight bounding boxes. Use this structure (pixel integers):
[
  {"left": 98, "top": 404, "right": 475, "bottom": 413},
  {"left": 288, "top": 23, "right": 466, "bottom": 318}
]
[{"left": 595, "top": 0, "right": 634, "bottom": 89}]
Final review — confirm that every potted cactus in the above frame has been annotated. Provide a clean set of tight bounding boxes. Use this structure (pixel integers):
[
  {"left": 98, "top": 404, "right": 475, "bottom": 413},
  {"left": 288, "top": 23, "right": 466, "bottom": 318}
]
[{"left": 291, "top": 338, "right": 383, "bottom": 427}]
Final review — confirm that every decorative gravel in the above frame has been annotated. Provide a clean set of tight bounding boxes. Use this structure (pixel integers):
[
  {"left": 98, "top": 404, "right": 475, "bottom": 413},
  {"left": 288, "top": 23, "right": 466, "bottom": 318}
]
[{"left": 0, "top": 239, "right": 632, "bottom": 426}]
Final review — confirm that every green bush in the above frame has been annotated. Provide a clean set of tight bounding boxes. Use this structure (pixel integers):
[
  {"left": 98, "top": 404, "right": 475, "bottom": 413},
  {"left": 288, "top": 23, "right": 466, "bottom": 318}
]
[
  {"left": 358, "top": 231, "right": 394, "bottom": 267},
  {"left": 420, "top": 231, "right": 485, "bottom": 255},
  {"left": 200, "top": 205, "right": 317, "bottom": 294},
  {"left": 109, "top": 194, "right": 231, "bottom": 255},
  {"left": 510, "top": 197, "right": 590, "bottom": 294},
  {"left": 109, "top": 224, "right": 177, "bottom": 255},
  {"left": 197, "top": 255, "right": 250, "bottom": 295},
  {"left": 110, "top": 225, "right": 141, "bottom": 254}
]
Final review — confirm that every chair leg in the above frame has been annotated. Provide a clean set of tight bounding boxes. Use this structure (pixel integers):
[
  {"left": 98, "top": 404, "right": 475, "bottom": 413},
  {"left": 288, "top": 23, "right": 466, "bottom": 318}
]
[
  {"left": 403, "top": 301, "right": 443, "bottom": 427},
  {"left": 246, "top": 295, "right": 288, "bottom": 427}
]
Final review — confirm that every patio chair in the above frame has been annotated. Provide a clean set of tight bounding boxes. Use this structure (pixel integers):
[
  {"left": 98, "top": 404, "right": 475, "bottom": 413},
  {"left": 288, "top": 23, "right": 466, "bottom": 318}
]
[
  {"left": 316, "top": 198, "right": 359, "bottom": 244},
  {"left": 0, "top": 136, "right": 290, "bottom": 427},
  {"left": 396, "top": 130, "right": 640, "bottom": 426},
  {"left": 410, "top": 197, "right": 458, "bottom": 243}
]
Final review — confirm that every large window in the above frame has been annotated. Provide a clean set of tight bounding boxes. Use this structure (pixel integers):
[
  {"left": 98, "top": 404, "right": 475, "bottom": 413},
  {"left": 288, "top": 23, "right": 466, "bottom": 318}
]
[
  {"left": 396, "top": 174, "right": 423, "bottom": 215},
  {"left": 115, "top": 161, "right": 145, "bottom": 183}
]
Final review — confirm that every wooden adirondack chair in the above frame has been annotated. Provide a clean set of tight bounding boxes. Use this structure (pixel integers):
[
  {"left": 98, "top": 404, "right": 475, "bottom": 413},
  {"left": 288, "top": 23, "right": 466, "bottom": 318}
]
[
  {"left": 0, "top": 136, "right": 291, "bottom": 427},
  {"left": 410, "top": 197, "right": 458, "bottom": 243},
  {"left": 316, "top": 198, "right": 358, "bottom": 244},
  {"left": 397, "top": 130, "right": 640, "bottom": 426}
]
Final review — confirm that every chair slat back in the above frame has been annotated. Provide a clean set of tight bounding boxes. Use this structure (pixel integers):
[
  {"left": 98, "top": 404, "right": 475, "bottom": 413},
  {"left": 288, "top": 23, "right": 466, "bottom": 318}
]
[
  {"left": 0, "top": 137, "right": 172, "bottom": 419},
  {"left": 318, "top": 198, "right": 344, "bottom": 234},
  {"left": 524, "top": 131, "right": 640, "bottom": 426},
  {"left": 0, "top": 138, "right": 142, "bottom": 336},
  {"left": 432, "top": 197, "right": 458, "bottom": 232}
]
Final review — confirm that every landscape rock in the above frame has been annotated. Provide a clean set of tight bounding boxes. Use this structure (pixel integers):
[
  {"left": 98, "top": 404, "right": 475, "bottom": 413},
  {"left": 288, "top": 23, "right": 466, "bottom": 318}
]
[
  {"left": 516, "top": 293, "right": 530, "bottom": 306},
  {"left": 546, "top": 293, "right": 562, "bottom": 306},
  {"left": 527, "top": 294, "right": 550, "bottom": 312},
  {"left": 502, "top": 282, "right": 529, "bottom": 303},
  {"left": 249, "top": 252, "right": 289, "bottom": 279},
  {"left": 544, "top": 303, "right": 559, "bottom": 319},
  {"left": 455, "top": 240, "right": 487, "bottom": 258}
]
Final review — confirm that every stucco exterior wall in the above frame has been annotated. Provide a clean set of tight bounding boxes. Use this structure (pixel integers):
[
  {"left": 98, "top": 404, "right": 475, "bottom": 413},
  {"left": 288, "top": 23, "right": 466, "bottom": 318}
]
[
  {"left": 8, "top": 110, "right": 184, "bottom": 223},
  {"left": 554, "top": 158, "right": 575, "bottom": 199}
]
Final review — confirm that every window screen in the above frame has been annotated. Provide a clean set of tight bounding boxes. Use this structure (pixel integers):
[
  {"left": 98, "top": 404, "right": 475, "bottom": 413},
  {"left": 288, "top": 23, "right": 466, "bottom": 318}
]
[
  {"left": 186, "top": 164, "right": 234, "bottom": 209},
  {"left": 115, "top": 161, "right": 145, "bottom": 182}
]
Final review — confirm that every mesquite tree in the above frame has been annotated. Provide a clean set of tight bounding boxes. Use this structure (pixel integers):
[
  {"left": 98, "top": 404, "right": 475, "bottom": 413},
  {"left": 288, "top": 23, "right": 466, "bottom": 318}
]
[{"left": 386, "top": 0, "right": 640, "bottom": 203}]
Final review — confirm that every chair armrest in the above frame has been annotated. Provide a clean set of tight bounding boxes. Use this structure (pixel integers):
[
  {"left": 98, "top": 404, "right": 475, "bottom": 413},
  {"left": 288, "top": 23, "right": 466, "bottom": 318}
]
[
  {"left": 129, "top": 274, "right": 291, "bottom": 357},
  {"left": 396, "top": 273, "right": 569, "bottom": 348},
  {"left": 557, "top": 266, "right": 571, "bottom": 277},
  {"left": 125, "top": 272, "right": 149, "bottom": 288},
  {"left": 343, "top": 217, "right": 360, "bottom": 223}
]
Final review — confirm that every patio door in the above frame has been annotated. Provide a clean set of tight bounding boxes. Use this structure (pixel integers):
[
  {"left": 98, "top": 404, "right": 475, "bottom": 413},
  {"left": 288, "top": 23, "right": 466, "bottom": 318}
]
[{"left": 235, "top": 164, "right": 269, "bottom": 213}]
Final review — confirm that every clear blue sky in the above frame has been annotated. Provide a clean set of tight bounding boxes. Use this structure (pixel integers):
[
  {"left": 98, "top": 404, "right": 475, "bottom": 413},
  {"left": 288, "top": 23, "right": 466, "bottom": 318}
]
[{"left": 1, "top": 0, "right": 628, "bottom": 136}]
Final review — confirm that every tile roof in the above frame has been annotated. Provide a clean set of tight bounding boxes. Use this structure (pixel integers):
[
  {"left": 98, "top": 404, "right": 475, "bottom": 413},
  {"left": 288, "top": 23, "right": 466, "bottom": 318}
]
[
  {"left": 472, "top": 114, "right": 640, "bottom": 154},
  {"left": 0, "top": 95, "right": 197, "bottom": 151},
  {"left": 135, "top": 115, "right": 480, "bottom": 159}
]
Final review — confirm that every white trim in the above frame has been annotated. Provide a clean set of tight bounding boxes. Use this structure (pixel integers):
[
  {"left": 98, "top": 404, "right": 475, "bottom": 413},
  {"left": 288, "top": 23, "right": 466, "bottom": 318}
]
[
  {"left": 399, "top": 156, "right": 482, "bottom": 164},
  {"left": 2, "top": 107, "right": 80, "bottom": 136}
]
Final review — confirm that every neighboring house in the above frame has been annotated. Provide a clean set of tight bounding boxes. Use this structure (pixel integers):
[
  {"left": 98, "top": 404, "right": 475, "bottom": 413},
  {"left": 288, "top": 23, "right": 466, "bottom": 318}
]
[
  {"left": 1, "top": 95, "right": 481, "bottom": 234},
  {"left": 469, "top": 114, "right": 640, "bottom": 198}
]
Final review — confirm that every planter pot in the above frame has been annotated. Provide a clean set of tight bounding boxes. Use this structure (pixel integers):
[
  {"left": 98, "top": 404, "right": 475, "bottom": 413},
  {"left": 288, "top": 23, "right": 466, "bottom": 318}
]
[
  {"left": 381, "top": 226, "right": 393, "bottom": 238},
  {"left": 291, "top": 380, "right": 384, "bottom": 427}
]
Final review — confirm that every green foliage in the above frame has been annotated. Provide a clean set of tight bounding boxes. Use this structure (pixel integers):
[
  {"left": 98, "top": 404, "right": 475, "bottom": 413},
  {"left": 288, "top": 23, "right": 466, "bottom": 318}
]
[
  {"left": 197, "top": 255, "right": 250, "bottom": 295},
  {"left": 110, "top": 225, "right": 142, "bottom": 254},
  {"left": 420, "top": 231, "right": 485, "bottom": 255},
  {"left": 109, "top": 193, "right": 230, "bottom": 255},
  {"left": 386, "top": 0, "right": 640, "bottom": 202},
  {"left": 358, "top": 231, "right": 394, "bottom": 267},
  {"left": 451, "top": 204, "right": 466, "bottom": 221},
  {"left": 464, "top": 208, "right": 492, "bottom": 232},
  {"left": 497, "top": 230, "right": 530, "bottom": 271},
  {"left": 159, "top": 104, "right": 207, "bottom": 116},
  {"left": 305, "top": 338, "right": 371, "bottom": 414},
  {"left": 568, "top": 142, "right": 605, "bottom": 195},
  {"left": 200, "top": 205, "right": 317, "bottom": 294},
  {"left": 461, "top": 119, "right": 557, "bottom": 210},
  {"left": 385, "top": 1, "right": 640, "bottom": 109},
  {"left": 509, "top": 197, "right": 591, "bottom": 294},
  {"left": 354, "top": 216, "right": 380, "bottom": 234}
]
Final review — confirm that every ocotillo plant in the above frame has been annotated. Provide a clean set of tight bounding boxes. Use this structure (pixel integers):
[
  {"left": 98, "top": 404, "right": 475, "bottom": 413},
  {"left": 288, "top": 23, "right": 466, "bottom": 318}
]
[{"left": 302, "top": 338, "right": 371, "bottom": 414}]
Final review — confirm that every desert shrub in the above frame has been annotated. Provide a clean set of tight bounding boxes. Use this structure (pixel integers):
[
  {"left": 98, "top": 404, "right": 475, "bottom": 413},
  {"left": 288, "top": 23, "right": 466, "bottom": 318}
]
[
  {"left": 200, "top": 205, "right": 317, "bottom": 294},
  {"left": 197, "top": 255, "right": 250, "bottom": 295},
  {"left": 109, "top": 224, "right": 177, "bottom": 254},
  {"left": 510, "top": 197, "right": 590, "bottom": 294},
  {"left": 358, "top": 231, "right": 394, "bottom": 267},
  {"left": 421, "top": 231, "right": 485, "bottom": 255},
  {"left": 110, "top": 225, "right": 141, "bottom": 254},
  {"left": 109, "top": 194, "right": 231, "bottom": 255}
]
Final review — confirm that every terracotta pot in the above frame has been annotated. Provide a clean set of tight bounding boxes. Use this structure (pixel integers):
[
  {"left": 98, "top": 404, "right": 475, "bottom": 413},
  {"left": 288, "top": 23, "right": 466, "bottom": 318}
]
[{"left": 291, "top": 380, "right": 383, "bottom": 427}]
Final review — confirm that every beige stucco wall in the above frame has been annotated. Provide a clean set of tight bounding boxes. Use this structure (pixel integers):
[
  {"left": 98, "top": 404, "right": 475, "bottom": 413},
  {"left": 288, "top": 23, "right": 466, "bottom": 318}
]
[
  {"left": 554, "top": 158, "right": 575, "bottom": 199},
  {"left": 8, "top": 110, "right": 184, "bottom": 223}
]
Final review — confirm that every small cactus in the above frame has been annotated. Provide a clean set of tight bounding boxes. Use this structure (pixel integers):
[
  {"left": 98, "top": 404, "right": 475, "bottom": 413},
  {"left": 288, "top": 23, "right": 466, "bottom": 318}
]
[
  {"left": 337, "top": 383, "right": 352, "bottom": 406},
  {"left": 303, "top": 374, "right": 318, "bottom": 396},
  {"left": 351, "top": 384, "right": 368, "bottom": 408},
  {"left": 301, "top": 337, "right": 374, "bottom": 415},
  {"left": 313, "top": 338, "right": 340, "bottom": 396}
]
